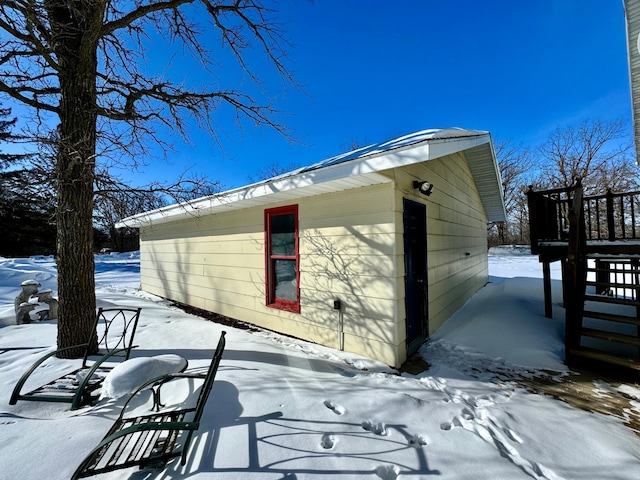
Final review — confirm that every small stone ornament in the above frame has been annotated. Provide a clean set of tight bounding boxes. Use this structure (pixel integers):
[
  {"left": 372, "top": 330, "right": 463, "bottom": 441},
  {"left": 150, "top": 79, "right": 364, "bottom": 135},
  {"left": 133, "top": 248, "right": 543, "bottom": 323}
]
[
  {"left": 14, "top": 280, "right": 59, "bottom": 324},
  {"left": 34, "top": 289, "right": 59, "bottom": 320},
  {"left": 14, "top": 279, "right": 40, "bottom": 314},
  {"left": 16, "top": 302, "right": 37, "bottom": 324}
]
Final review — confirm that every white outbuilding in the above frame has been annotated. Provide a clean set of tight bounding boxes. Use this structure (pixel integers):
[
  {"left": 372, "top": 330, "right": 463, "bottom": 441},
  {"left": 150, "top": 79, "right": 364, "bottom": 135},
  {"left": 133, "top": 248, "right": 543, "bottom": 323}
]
[{"left": 119, "top": 128, "right": 506, "bottom": 367}]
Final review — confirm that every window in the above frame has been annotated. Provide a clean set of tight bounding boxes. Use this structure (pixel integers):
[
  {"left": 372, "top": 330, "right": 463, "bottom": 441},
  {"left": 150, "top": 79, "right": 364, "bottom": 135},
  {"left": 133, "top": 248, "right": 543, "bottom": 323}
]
[{"left": 265, "top": 205, "right": 300, "bottom": 312}]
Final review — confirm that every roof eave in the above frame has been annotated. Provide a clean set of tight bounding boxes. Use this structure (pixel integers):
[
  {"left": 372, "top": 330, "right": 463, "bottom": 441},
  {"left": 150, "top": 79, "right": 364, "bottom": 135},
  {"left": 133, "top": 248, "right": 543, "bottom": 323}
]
[{"left": 117, "top": 129, "right": 504, "bottom": 228}]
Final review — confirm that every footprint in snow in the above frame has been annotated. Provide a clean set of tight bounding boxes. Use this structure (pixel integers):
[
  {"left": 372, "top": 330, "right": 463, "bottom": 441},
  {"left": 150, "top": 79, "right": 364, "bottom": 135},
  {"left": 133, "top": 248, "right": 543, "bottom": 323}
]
[
  {"left": 324, "top": 400, "right": 346, "bottom": 415},
  {"left": 375, "top": 464, "right": 400, "bottom": 480},
  {"left": 407, "top": 434, "right": 428, "bottom": 448},
  {"left": 441, "top": 417, "right": 465, "bottom": 431},
  {"left": 321, "top": 434, "right": 337, "bottom": 449},
  {"left": 362, "top": 420, "right": 388, "bottom": 436},
  {"left": 461, "top": 407, "right": 475, "bottom": 420}
]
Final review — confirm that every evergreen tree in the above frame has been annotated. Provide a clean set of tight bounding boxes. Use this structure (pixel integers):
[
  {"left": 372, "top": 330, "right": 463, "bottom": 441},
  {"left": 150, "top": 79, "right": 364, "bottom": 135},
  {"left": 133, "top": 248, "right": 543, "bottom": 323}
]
[{"left": 0, "top": 105, "right": 55, "bottom": 256}]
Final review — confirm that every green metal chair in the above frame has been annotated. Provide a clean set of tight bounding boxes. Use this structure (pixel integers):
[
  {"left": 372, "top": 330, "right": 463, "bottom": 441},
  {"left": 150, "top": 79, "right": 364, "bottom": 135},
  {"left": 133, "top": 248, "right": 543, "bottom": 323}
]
[
  {"left": 9, "top": 307, "right": 142, "bottom": 410},
  {"left": 71, "top": 331, "right": 226, "bottom": 479}
]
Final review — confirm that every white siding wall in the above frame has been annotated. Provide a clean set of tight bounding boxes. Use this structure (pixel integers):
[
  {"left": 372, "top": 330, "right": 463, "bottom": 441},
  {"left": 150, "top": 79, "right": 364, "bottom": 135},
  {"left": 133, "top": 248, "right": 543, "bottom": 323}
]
[
  {"left": 300, "top": 183, "right": 403, "bottom": 365},
  {"left": 139, "top": 151, "right": 490, "bottom": 367},
  {"left": 384, "top": 151, "right": 489, "bottom": 336},
  {"left": 139, "top": 182, "right": 403, "bottom": 365}
]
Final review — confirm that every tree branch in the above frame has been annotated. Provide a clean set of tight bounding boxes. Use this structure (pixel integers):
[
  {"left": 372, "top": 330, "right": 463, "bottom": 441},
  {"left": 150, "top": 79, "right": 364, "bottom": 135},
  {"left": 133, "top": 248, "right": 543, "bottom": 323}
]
[
  {"left": 101, "top": 0, "right": 193, "bottom": 36},
  {"left": 0, "top": 80, "right": 59, "bottom": 112}
]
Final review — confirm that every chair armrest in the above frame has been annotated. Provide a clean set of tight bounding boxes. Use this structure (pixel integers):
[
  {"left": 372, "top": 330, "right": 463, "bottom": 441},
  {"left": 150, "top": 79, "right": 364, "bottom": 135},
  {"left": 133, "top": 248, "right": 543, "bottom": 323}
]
[
  {"left": 117, "top": 372, "right": 206, "bottom": 420},
  {"left": 9, "top": 343, "right": 89, "bottom": 405}
]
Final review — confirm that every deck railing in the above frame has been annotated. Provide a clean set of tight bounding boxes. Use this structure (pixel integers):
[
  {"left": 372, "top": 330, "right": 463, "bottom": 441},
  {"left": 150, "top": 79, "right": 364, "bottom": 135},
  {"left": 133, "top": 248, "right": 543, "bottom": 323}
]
[
  {"left": 527, "top": 185, "right": 573, "bottom": 253},
  {"left": 528, "top": 185, "right": 640, "bottom": 252},
  {"left": 584, "top": 190, "right": 640, "bottom": 241}
]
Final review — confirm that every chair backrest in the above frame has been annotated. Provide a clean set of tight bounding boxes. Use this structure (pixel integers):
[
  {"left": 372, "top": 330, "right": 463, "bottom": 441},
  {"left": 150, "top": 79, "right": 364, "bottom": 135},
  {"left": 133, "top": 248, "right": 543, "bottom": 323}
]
[
  {"left": 177, "top": 330, "right": 226, "bottom": 466},
  {"left": 192, "top": 331, "right": 226, "bottom": 424},
  {"left": 83, "top": 307, "right": 142, "bottom": 365}
]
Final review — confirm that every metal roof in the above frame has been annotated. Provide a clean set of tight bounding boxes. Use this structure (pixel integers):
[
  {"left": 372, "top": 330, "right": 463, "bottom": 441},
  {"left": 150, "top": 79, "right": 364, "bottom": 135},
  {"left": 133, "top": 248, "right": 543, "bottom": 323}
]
[{"left": 117, "top": 127, "right": 506, "bottom": 228}]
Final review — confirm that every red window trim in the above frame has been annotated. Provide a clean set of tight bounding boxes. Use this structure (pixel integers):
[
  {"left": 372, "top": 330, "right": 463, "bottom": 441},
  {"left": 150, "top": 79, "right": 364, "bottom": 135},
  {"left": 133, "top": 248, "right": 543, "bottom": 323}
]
[{"left": 264, "top": 205, "right": 300, "bottom": 313}]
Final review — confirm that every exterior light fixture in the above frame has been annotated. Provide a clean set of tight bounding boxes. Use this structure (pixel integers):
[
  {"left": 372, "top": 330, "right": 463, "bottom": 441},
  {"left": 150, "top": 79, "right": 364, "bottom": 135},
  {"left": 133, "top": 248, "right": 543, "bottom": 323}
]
[{"left": 413, "top": 180, "right": 434, "bottom": 196}]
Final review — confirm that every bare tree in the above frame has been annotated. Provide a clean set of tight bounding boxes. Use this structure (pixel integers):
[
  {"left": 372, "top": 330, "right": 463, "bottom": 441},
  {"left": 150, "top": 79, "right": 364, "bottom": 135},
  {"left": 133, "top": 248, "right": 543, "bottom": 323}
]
[
  {"left": 94, "top": 169, "right": 221, "bottom": 250},
  {"left": 338, "top": 136, "right": 369, "bottom": 154},
  {"left": 93, "top": 181, "right": 164, "bottom": 252},
  {"left": 20, "top": 134, "right": 221, "bottom": 250},
  {"left": 248, "top": 135, "right": 375, "bottom": 184},
  {"left": 489, "top": 139, "right": 535, "bottom": 245},
  {"left": 537, "top": 120, "right": 636, "bottom": 195},
  {"left": 0, "top": 1, "right": 295, "bottom": 356},
  {"left": 248, "top": 161, "right": 301, "bottom": 183}
]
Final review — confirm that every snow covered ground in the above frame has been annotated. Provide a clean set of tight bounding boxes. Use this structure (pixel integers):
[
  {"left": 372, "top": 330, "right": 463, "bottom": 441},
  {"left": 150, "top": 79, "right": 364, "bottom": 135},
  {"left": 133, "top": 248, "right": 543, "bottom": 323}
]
[{"left": 0, "top": 249, "right": 638, "bottom": 480}]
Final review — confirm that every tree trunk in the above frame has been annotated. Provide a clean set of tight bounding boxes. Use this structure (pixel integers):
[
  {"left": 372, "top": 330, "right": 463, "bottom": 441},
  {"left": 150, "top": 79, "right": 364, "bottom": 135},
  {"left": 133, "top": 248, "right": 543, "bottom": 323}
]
[
  {"left": 49, "top": 2, "right": 103, "bottom": 358},
  {"left": 497, "top": 222, "right": 507, "bottom": 244}
]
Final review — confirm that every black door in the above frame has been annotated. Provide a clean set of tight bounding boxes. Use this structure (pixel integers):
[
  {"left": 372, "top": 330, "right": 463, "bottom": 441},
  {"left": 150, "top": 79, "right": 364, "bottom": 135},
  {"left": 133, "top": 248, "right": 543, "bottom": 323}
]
[{"left": 403, "top": 198, "right": 428, "bottom": 355}]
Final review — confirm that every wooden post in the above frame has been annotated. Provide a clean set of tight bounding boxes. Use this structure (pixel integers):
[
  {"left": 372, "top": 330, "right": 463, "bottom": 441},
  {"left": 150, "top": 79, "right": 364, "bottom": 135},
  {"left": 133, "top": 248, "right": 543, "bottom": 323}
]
[
  {"left": 565, "top": 182, "right": 586, "bottom": 362},
  {"left": 561, "top": 258, "right": 567, "bottom": 308},
  {"left": 526, "top": 186, "right": 539, "bottom": 254},
  {"left": 632, "top": 259, "right": 640, "bottom": 358},
  {"left": 606, "top": 188, "right": 615, "bottom": 241},
  {"left": 543, "top": 261, "right": 552, "bottom": 318},
  {"left": 595, "top": 259, "right": 610, "bottom": 296}
]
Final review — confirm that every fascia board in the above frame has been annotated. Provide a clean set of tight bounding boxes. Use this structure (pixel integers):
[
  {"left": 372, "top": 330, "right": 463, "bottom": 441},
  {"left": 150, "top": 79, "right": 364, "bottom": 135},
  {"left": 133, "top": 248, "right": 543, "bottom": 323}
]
[{"left": 117, "top": 133, "right": 491, "bottom": 228}]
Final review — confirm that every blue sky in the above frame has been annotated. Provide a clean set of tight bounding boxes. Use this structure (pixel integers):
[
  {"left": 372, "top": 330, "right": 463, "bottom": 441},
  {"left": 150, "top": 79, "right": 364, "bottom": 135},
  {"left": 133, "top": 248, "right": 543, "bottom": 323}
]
[
  {"left": 152, "top": 0, "right": 631, "bottom": 191},
  {"left": 5, "top": 1, "right": 633, "bottom": 191}
]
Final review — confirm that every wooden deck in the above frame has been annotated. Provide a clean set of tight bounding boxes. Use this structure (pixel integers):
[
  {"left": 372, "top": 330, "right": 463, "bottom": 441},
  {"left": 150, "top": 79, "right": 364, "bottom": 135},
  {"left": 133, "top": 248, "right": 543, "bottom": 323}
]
[{"left": 528, "top": 183, "right": 640, "bottom": 377}]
